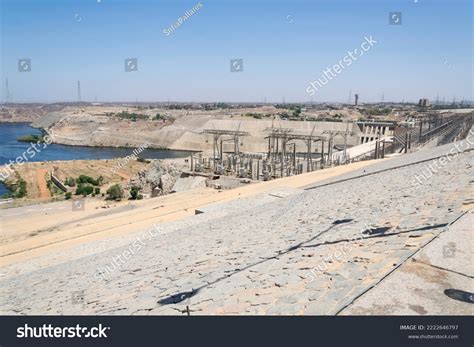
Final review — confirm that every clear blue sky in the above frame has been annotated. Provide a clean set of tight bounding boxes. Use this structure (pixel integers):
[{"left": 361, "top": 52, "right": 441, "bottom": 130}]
[{"left": 1, "top": 0, "right": 472, "bottom": 103}]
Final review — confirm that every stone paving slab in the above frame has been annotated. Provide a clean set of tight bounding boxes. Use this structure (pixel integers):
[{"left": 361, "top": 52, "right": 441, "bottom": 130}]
[
  {"left": 413, "top": 212, "right": 473, "bottom": 277},
  {"left": 340, "top": 212, "right": 473, "bottom": 315},
  {"left": 193, "top": 187, "right": 302, "bottom": 216},
  {"left": 0, "top": 143, "right": 472, "bottom": 315},
  {"left": 341, "top": 260, "right": 472, "bottom": 315},
  {"left": 303, "top": 134, "right": 473, "bottom": 190}
]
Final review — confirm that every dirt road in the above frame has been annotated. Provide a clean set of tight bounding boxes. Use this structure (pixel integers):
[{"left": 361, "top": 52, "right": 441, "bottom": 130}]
[{"left": 35, "top": 168, "right": 50, "bottom": 199}]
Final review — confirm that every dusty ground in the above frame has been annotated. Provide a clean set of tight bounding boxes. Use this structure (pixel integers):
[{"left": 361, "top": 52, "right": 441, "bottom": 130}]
[
  {"left": 1, "top": 159, "right": 152, "bottom": 202},
  {"left": 0, "top": 104, "right": 61, "bottom": 123},
  {"left": 35, "top": 168, "right": 49, "bottom": 199}
]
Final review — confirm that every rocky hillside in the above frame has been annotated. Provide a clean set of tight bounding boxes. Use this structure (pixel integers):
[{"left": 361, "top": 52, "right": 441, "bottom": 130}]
[
  {"left": 0, "top": 104, "right": 65, "bottom": 123},
  {"left": 37, "top": 107, "right": 363, "bottom": 152}
]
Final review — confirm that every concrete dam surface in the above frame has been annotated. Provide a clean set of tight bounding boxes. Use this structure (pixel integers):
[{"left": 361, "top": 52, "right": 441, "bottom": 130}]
[{"left": 1, "top": 140, "right": 472, "bottom": 315}]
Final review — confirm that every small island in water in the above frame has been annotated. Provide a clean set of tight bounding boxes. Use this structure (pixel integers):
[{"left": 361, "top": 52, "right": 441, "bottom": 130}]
[{"left": 17, "top": 134, "right": 47, "bottom": 143}]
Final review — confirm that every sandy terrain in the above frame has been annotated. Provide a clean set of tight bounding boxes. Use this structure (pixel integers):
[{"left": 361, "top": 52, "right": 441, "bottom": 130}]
[
  {"left": 35, "top": 168, "right": 50, "bottom": 199},
  {"left": 1, "top": 159, "right": 152, "bottom": 202},
  {"left": 0, "top": 104, "right": 62, "bottom": 123}
]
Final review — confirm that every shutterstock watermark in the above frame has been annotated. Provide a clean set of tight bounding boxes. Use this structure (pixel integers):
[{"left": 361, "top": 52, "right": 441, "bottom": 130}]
[
  {"left": 110, "top": 142, "right": 150, "bottom": 176},
  {"left": 124, "top": 58, "right": 138, "bottom": 72},
  {"left": 0, "top": 130, "right": 56, "bottom": 181},
  {"left": 304, "top": 222, "right": 374, "bottom": 282},
  {"left": 163, "top": 2, "right": 203, "bottom": 37},
  {"left": 411, "top": 129, "right": 474, "bottom": 190},
  {"left": 306, "top": 36, "right": 377, "bottom": 96},
  {"left": 18, "top": 58, "right": 31, "bottom": 72},
  {"left": 94, "top": 223, "right": 160, "bottom": 281},
  {"left": 17, "top": 323, "right": 109, "bottom": 339}
]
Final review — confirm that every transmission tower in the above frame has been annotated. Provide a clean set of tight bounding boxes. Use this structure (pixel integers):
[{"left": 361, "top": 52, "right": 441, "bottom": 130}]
[{"left": 5, "top": 78, "right": 11, "bottom": 103}]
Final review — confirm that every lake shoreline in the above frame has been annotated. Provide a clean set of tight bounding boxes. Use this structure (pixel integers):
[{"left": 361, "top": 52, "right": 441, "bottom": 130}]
[
  {"left": 0, "top": 121, "right": 198, "bottom": 153},
  {"left": 0, "top": 123, "right": 194, "bottom": 197}
]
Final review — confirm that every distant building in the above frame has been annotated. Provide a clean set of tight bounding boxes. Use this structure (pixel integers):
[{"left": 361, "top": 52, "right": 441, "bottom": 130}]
[
  {"left": 356, "top": 120, "right": 396, "bottom": 144},
  {"left": 418, "top": 98, "right": 430, "bottom": 107},
  {"left": 354, "top": 94, "right": 359, "bottom": 106}
]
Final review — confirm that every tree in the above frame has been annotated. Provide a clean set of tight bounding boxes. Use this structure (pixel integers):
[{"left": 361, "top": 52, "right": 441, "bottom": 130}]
[
  {"left": 82, "top": 186, "right": 93, "bottom": 196},
  {"left": 130, "top": 186, "right": 141, "bottom": 200},
  {"left": 106, "top": 184, "right": 124, "bottom": 200},
  {"left": 77, "top": 175, "right": 99, "bottom": 186},
  {"left": 15, "top": 179, "right": 27, "bottom": 198}
]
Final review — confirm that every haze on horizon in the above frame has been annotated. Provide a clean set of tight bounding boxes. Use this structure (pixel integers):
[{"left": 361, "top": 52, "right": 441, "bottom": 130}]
[{"left": 0, "top": 0, "right": 472, "bottom": 104}]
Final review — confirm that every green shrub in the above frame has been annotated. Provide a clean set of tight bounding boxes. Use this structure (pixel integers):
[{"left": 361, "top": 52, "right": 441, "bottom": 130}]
[
  {"left": 94, "top": 187, "right": 101, "bottom": 195},
  {"left": 2, "top": 179, "right": 28, "bottom": 199},
  {"left": 47, "top": 180, "right": 63, "bottom": 195},
  {"left": 106, "top": 184, "right": 124, "bottom": 200},
  {"left": 76, "top": 175, "right": 104, "bottom": 186},
  {"left": 130, "top": 186, "right": 141, "bottom": 200},
  {"left": 243, "top": 112, "right": 264, "bottom": 119},
  {"left": 75, "top": 184, "right": 93, "bottom": 196},
  {"left": 77, "top": 175, "right": 99, "bottom": 186},
  {"left": 153, "top": 113, "right": 165, "bottom": 120},
  {"left": 17, "top": 134, "right": 45, "bottom": 143},
  {"left": 116, "top": 111, "right": 149, "bottom": 122},
  {"left": 292, "top": 108, "right": 302, "bottom": 117},
  {"left": 83, "top": 186, "right": 93, "bottom": 195},
  {"left": 14, "top": 179, "right": 27, "bottom": 198},
  {"left": 75, "top": 184, "right": 83, "bottom": 195},
  {"left": 65, "top": 192, "right": 72, "bottom": 200},
  {"left": 153, "top": 113, "right": 174, "bottom": 123}
]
